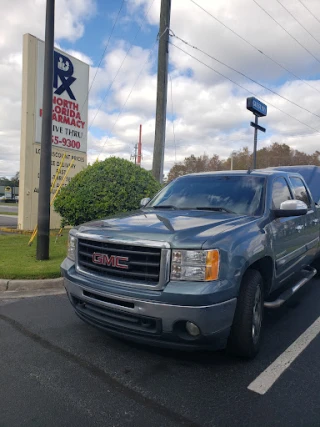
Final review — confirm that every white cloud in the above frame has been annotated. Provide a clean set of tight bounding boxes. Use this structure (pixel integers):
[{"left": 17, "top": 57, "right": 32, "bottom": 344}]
[
  {"left": 2, "top": 0, "right": 320, "bottom": 180},
  {"left": 0, "top": 0, "right": 96, "bottom": 177},
  {"left": 63, "top": 49, "right": 93, "bottom": 66}
]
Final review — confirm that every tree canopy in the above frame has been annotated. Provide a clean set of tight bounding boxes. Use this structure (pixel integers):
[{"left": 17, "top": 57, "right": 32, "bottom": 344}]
[
  {"left": 0, "top": 171, "right": 19, "bottom": 187},
  {"left": 167, "top": 143, "right": 320, "bottom": 182}
]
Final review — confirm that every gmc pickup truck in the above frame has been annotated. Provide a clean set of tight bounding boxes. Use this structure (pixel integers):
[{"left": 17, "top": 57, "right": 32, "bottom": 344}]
[{"left": 61, "top": 166, "right": 320, "bottom": 358}]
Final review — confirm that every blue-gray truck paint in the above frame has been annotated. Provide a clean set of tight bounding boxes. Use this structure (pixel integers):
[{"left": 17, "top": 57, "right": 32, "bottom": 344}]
[{"left": 60, "top": 167, "right": 320, "bottom": 350}]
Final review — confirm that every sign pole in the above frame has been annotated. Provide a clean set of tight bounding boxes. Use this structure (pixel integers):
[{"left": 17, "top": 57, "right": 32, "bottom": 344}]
[
  {"left": 36, "top": 0, "right": 55, "bottom": 260},
  {"left": 253, "top": 115, "right": 258, "bottom": 169},
  {"left": 246, "top": 97, "right": 267, "bottom": 170}
]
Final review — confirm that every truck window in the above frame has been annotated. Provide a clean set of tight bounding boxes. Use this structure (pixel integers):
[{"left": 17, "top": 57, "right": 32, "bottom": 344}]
[
  {"left": 272, "top": 177, "right": 292, "bottom": 209},
  {"left": 148, "top": 175, "right": 266, "bottom": 216},
  {"left": 290, "top": 176, "right": 311, "bottom": 208}
]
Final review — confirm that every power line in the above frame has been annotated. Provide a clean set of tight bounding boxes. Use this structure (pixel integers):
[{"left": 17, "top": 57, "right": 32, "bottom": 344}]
[
  {"left": 252, "top": 0, "right": 320, "bottom": 64},
  {"left": 169, "top": 73, "right": 177, "bottom": 162},
  {"left": 275, "top": 0, "right": 320, "bottom": 46},
  {"left": 298, "top": 0, "right": 320, "bottom": 25},
  {"left": 168, "top": 136, "right": 319, "bottom": 150},
  {"left": 88, "top": 0, "right": 156, "bottom": 131},
  {"left": 80, "top": 0, "right": 126, "bottom": 115},
  {"left": 170, "top": 41, "right": 320, "bottom": 135},
  {"left": 96, "top": 26, "right": 171, "bottom": 158},
  {"left": 170, "top": 32, "right": 320, "bottom": 120},
  {"left": 189, "top": 0, "right": 320, "bottom": 95},
  {"left": 97, "top": 44, "right": 158, "bottom": 159}
]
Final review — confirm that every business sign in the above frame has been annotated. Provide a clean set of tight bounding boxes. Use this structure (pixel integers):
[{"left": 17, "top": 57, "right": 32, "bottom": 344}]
[
  {"left": 35, "top": 43, "right": 88, "bottom": 152},
  {"left": 246, "top": 97, "right": 267, "bottom": 117},
  {"left": 18, "top": 34, "right": 89, "bottom": 231}
]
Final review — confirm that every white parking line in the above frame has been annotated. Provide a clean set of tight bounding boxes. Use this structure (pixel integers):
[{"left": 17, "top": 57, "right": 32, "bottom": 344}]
[{"left": 248, "top": 316, "right": 320, "bottom": 395}]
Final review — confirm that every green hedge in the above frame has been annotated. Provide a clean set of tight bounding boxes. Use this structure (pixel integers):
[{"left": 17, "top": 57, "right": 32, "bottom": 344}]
[{"left": 54, "top": 157, "right": 162, "bottom": 226}]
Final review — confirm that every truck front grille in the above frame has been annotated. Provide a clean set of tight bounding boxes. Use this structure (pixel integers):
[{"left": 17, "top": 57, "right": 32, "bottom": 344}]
[{"left": 77, "top": 238, "right": 162, "bottom": 284}]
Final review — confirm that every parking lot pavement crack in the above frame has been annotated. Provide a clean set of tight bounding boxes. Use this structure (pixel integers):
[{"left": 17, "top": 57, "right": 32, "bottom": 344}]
[{"left": 0, "top": 313, "right": 200, "bottom": 427}]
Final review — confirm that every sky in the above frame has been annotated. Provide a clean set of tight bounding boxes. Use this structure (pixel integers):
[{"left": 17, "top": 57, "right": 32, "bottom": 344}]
[{"left": 1, "top": 0, "right": 320, "bottom": 178}]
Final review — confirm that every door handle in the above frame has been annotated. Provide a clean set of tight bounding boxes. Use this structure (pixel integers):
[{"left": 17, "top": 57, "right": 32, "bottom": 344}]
[{"left": 295, "top": 225, "right": 304, "bottom": 231}]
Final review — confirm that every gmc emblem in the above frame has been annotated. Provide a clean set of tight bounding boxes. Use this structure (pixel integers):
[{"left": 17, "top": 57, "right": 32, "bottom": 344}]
[{"left": 92, "top": 252, "right": 129, "bottom": 270}]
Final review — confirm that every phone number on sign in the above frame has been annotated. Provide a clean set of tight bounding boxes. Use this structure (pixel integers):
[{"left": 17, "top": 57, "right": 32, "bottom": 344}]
[{"left": 52, "top": 136, "right": 81, "bottom": 149}]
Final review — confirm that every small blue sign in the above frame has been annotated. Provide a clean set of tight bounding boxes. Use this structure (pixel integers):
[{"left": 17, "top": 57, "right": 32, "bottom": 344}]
[{"left": 246, "top": 97, "right": 267, "bottom": 117}]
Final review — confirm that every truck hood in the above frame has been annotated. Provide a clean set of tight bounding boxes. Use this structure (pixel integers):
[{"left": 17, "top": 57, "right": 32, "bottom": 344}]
[{"left": 75, "top": 209, "right": 258, "bottom": 249}]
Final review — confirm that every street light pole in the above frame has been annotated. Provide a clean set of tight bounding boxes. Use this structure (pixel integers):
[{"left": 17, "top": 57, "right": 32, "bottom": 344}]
[{"left": 36, "top": 0, "right": 55, "bottom": 260}]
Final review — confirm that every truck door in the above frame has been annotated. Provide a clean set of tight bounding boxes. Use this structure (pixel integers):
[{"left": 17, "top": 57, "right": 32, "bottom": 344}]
[
  {"left": 269, "top": 177, "right": 309, "bottom": 287},
  {"left": 289, "top": 175, "right": 319, "bottom": 265}
]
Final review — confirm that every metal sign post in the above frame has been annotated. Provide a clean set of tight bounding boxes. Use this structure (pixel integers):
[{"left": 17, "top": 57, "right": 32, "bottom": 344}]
[{"left": 246, "top": 97, "right": 267, "bottom": 169}]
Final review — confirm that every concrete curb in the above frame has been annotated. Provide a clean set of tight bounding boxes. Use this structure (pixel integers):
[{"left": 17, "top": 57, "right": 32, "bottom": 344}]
[
  {"left": 0, "top": 280, "right": 8, "bottom": 292},
  {"left": 0, "top": 277, "right": 64, "bottom": 297},
  {"left": 0, "top": 227, "right": 69, "bottom": 235},
  {"left": 0, "top": 227, "right": 31, "bottom": 234}
]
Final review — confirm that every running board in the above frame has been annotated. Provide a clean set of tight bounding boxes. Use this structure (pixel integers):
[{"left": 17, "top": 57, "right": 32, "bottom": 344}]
[{"left": 264, "top": 266, "right": 317, "bottom": 309}]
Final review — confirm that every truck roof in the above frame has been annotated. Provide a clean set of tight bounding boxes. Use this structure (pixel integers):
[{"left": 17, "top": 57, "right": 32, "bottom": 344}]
[{"left": 183, "top": 169, "right": 301, "bottom": 178}]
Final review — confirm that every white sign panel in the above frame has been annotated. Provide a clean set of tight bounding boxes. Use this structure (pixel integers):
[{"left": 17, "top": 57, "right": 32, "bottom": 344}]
[
  {"left": 18, "top": 34, "right": 89, "bottom": 231},
  {"left": 35, "top": 40, "right": 89, "bottom": 153}
]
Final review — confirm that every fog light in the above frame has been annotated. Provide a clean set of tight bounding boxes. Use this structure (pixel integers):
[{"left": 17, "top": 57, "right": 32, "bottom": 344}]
[{"left": 186, "top": 321, "right": 200, "bottom": 337}]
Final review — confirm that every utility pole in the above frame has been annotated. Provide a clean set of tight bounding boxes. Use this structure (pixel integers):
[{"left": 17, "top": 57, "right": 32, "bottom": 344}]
[
  {"left": 230, "top": 150, "right": 236, "bottom": 170},
  {"left": 36, "top": 0, "right": 55, "bottom": 260},
  {"left": 131, "top": 144, "right": 138, "bottom": 164},
  {"left": 152, "top": 0, "right": 171, "bottom": 183},
  {"left": 137, "top": 124, "right": 142, "bottom": 167}
]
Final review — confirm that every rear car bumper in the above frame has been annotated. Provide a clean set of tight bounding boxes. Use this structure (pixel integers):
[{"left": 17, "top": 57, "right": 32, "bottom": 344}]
[{"left": 63, "top": 274, "right": 237, "bottom": 351}]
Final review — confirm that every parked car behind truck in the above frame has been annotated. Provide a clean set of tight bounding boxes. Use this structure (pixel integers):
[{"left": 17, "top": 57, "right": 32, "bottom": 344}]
[{"left": 61, "top": 166, "right": 320, "bottom": 358}]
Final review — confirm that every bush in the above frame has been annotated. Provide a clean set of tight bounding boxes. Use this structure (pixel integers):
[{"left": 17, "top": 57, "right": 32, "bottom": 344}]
[{"left": 54, "top": 157, "right": 162, "bottom": 226}]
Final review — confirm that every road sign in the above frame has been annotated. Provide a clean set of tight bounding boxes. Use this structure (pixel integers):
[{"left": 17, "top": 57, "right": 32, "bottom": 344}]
[
  {"left": 247, "top": 97, "right": 267, "bottom": 117},
  {"left": 250, "top": 121, "right": 266, "bottom": 132},
  {"left": 246, "top": 97, "right": 267, "bottom": 169}
]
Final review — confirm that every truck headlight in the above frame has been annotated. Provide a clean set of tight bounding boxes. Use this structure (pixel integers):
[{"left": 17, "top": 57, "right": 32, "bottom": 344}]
[
  {"left": 171, "top": 250, "right": 220, "bottom": 281},
  {"left": 67, "top": 234, "right": 77, "bottom": 261}
]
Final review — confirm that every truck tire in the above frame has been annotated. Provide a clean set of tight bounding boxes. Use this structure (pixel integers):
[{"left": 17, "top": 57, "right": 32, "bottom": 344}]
[{"left": 227, "top": 269, "right": 264, "bottom": 359}]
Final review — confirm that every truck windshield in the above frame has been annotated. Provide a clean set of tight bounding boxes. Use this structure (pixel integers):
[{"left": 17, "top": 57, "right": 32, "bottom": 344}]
[{"left": 148, "top": 175, "right": 266, "bottom": 216}]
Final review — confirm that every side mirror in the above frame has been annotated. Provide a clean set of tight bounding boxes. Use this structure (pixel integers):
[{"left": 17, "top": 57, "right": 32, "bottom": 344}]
[
  {"left": 140, "top": 197, "right": 151, "bottom": 208},
  {"left": 274, "top": 200, "right": 308, "bottom": 218}
]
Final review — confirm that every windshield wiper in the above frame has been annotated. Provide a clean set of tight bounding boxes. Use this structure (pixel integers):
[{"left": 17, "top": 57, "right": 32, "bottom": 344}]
[
  {"left": 152, "top": 205, "right": 177, "bottom": 210},
  {"left": 195, "top": 206, "right": 235, "bottom": 213}
]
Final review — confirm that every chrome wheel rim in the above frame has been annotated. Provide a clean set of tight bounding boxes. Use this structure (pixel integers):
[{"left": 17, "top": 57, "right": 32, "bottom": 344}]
[{"left": 252, "top": 285, "right": 262, "bottom": 344}]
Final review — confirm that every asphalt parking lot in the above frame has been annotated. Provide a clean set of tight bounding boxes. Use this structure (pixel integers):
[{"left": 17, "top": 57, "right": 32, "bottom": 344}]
[{"left": 1, "top": 279, "right": 320, "bottom": 427}]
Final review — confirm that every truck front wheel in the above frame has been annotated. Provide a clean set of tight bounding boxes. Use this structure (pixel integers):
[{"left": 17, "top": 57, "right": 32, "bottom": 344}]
[{"left": 227, "top": 269, "right": 264, "bottom": 359}]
